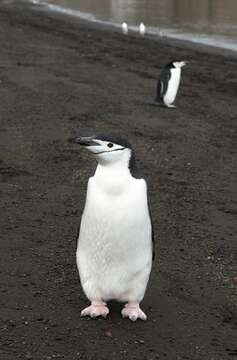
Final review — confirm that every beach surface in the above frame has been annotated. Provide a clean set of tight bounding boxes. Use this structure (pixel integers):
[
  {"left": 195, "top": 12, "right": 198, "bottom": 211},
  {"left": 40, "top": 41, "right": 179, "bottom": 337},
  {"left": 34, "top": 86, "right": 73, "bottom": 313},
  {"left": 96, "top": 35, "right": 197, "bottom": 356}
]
[{"left": 0, "top": 1, "right": 236, "bottom": 359}]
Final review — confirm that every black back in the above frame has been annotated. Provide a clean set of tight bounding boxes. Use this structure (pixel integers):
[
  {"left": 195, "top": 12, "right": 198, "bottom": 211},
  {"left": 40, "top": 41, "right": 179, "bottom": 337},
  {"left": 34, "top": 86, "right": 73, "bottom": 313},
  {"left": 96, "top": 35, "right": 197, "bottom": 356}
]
[
  {"left": 128, "top": 151, "right": 143, "bottom": 179},
  {"left": 156, "top": 65, "right": 172, "bottom": 102},
  {"left": 130, "top": 153, "right": 155, "bottom": 259}
]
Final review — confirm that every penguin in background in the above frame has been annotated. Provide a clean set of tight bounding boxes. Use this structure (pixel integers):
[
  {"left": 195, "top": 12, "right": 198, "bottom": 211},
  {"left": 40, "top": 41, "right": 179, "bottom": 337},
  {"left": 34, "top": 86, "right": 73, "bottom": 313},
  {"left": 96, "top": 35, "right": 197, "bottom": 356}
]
[
  {"left": 139, "top": 22, "right": 146, "bottom": 36},
  {"left": 122, "top": 22, "right": 128, "bottom": 35},
  {"left": 75, "top": 134, "right": 154, "bottom": 321},
  {"left": 155, "top": 60, "right": 187, "bottom": 108}
]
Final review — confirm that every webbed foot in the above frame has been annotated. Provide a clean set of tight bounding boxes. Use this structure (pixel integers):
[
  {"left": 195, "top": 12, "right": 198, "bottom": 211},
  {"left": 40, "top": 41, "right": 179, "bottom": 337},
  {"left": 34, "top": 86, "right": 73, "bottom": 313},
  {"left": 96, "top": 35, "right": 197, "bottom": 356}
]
[
  {"left": 121, "top": 302, "right": 147, "bottom": 322},
  {"left": 81, "top": 300, "right": 109, "bottom": 318}
]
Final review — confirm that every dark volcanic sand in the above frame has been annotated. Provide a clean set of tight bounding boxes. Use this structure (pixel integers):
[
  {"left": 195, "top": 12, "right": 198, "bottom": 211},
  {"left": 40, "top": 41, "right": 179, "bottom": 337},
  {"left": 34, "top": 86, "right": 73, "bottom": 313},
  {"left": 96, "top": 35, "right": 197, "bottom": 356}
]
[{"left": 0, "top": 1, "right": 236, "bottom": 359}]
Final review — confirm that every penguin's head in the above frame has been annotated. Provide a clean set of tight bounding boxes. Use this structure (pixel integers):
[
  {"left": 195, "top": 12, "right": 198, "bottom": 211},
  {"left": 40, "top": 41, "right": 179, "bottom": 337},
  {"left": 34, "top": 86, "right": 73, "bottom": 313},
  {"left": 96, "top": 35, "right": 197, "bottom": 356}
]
[
  {"left": 171, "top": 60, "right": 187, "bottom": 68},
  {"left": 74, "top": 133, "right": 133, "bottom": 165}
]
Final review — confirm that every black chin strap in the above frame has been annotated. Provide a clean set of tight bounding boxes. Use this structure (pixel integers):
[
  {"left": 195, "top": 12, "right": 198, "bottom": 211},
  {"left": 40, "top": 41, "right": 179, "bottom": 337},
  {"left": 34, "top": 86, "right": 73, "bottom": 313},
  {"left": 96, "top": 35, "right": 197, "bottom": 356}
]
[{"left": 95, "top": 147, "right": 125, "bottom": 155}]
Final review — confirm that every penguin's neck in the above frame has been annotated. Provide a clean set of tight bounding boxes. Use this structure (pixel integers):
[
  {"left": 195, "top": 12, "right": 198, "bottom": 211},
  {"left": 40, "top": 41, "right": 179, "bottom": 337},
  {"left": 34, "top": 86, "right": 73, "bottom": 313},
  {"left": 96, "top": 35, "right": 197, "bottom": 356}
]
[
  {"left": 171, "top": 67, "right": 181, "bottom": 79},
  {"left": 95, "top": 160, "right": 131, "bottom": 177},
  {"left": 93, "top": 151, "right": 133, "bottom": 194}
]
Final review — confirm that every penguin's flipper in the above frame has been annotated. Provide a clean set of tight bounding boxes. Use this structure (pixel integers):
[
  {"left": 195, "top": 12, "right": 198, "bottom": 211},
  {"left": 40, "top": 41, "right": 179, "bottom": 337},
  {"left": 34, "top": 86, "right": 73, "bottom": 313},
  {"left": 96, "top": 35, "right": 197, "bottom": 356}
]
[
  {"left": 147, "top": 197, "right": 155, "bottom": 261},
  {"left": 156, "top": 67, "right": 171, "bottom": 100},
  {"left": 156, "top": 79, "right": 163, "bottom": 101}
]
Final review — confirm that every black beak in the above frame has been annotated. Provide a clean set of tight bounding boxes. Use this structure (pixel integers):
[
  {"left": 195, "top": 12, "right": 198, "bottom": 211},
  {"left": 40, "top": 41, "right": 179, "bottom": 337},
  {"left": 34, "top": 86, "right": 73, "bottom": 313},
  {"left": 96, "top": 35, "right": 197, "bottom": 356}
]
[{"left": 74, "top": 136, "right": 99, "bottom": 147}]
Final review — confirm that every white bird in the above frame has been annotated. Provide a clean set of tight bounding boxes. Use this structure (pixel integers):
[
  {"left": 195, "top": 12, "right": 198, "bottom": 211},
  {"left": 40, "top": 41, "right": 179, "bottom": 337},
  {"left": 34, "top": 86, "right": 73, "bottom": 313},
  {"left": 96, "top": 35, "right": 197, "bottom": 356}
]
[
  {"left": 139, "top": 22, "right": 146, "bottom": 36},
  {"left": 75, "top": 134, "right": 154, "bottom": 321},
  {"left": 122, "top": 22, "right": 128, "bottom": 35},
  {"left": 155, "top": 60, "right": 187, "bottom": 108}
]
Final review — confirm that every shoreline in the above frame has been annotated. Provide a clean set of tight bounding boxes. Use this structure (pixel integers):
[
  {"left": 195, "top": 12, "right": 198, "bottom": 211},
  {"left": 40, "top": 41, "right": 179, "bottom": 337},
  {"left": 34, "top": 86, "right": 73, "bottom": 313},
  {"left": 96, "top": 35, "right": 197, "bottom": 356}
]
[
  {"left": 0, "top": 1, "right": 236, "bottom": 359},
  {"left": 27, "top": 0, "right": 237, "bottom": 58}
]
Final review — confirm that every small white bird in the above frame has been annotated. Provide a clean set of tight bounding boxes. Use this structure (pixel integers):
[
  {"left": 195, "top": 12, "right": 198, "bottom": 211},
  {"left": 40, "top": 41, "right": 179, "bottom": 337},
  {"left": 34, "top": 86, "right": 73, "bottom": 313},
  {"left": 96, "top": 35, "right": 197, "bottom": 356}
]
[
  {"left": 155, "top": 60, "right": 187, "bottom": 108},
  {"left": 75, "top": 134, "right": 154, "bottom": 321},
  {"left": 139, "top": 22, "right": 146, "bottom": 36},
  {"left": 122, "top": 22, "right": 128, "bottom": 35},
  {"left": 159, "top": 29, "right": 164, "bottom": 37}
]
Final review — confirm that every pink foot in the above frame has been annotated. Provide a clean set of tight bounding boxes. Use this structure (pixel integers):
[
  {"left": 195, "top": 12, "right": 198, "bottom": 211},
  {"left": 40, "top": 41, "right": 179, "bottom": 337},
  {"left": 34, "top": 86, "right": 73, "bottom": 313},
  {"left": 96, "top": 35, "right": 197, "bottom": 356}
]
[
  {"left": 121, "top": 302, "right": 147, "bottom": 322},
  {"left": 81, "top": 300, "right": 109, "bottom": 318}
]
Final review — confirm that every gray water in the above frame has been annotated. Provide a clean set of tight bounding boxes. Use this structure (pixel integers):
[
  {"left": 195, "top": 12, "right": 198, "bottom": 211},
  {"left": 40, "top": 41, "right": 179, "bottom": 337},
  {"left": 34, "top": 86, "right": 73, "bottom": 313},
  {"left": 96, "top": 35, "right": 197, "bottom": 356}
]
[{"left": 32, "top": 0, "right": 237, "bottom": 51}]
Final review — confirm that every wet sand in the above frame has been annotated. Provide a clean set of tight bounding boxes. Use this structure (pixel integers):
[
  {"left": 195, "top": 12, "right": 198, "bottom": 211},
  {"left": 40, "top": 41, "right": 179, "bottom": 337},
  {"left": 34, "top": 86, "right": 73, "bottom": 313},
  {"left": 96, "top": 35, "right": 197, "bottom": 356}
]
[{"left": 0, "top": 1, "right": 236, "bottom": 359}]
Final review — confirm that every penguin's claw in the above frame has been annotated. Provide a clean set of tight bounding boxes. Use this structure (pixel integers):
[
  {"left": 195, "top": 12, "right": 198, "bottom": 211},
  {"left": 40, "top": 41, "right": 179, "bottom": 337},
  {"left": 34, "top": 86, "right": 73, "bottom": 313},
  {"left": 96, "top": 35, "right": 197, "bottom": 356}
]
[
  {"left": 121, "top": 303, "right": 147, "bottom": 322},
  {"left": 167, "top": 104, "right": 176, "bottom": 108},
  {"left": 81, "top": 303, "right": 109, "bottom": 318}
]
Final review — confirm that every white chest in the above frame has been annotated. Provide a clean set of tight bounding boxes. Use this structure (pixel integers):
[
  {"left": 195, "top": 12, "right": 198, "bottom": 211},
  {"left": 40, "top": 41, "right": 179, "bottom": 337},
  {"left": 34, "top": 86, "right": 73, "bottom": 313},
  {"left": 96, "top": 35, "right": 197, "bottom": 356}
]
[
  {"left": 163, "top": 68, "right": 181, "bottom": 105},
  {"left": 77, "top": 165, "right": 153, "bottom": 301},
  {"left": 79, "top": 168, "right": 151, "bottom": 247},
  {"left": 83, "top": 174, "right": 148, "bottom": 228}
]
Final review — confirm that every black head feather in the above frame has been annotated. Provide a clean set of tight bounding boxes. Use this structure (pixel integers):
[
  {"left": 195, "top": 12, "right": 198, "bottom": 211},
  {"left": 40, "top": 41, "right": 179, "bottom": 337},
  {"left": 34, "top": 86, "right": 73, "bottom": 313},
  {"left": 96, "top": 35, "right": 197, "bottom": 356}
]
[
  {"left": 165, "top": 61, "right": 175, "bottom": 68},
  {"left": 93, "top": 133, "right": 143, "bottom": 179},
  {"left": 165, "top": 60, "right": 183, "bottom": 69},
  {"left": 94, "top": 133, "right": 132, "bottom": 149}
]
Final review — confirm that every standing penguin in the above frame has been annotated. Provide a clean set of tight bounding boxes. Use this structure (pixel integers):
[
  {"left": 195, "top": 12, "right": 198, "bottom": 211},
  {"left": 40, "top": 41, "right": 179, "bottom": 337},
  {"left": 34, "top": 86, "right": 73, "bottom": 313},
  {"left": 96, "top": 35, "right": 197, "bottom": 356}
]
[
  {"left": 139, "top": 22, "right": 146, "bottom": 36},
  {"left": 75, "top": 134, "right": 154, "bottom": 321},
  {"left": 121, "top": 22, "right": 128, "bottom": 35},
  {"left": 155, "top": 60, "right": 187, "bottom": 108}
]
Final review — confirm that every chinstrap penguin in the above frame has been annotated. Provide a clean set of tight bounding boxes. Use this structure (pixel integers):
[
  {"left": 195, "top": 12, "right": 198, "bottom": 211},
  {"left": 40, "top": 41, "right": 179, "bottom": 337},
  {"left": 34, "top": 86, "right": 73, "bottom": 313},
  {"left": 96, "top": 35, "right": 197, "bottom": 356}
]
[
  {"left": 75, "top": 134, "right": 154, "bottom": 321},
  {"left": 122, "top": 22, "right": 128, "bottom": 35},
  {"left": 139, "top": 22, "right": 146, "bottom": 36},
  {"left": 155, "top": 60, "right": 187, "bottom": 108}
]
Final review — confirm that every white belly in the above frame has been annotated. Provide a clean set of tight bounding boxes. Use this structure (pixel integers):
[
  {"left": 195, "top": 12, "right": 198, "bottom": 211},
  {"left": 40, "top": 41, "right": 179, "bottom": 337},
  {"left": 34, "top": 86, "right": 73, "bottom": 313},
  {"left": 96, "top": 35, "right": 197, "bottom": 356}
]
[
  {"left": 163, "top": 68, "right": 181, "bottom": 105},
  {"left": 77, "top": 176, "right": 152, "bottom": 302}
]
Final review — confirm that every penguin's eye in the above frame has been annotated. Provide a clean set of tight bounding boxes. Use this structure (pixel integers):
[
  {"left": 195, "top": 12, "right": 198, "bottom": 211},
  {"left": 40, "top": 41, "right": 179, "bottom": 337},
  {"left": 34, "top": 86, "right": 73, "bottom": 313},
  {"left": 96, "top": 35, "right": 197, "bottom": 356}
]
[{"left": 107, "top": 143, "right": 114, "bottom": 148}]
